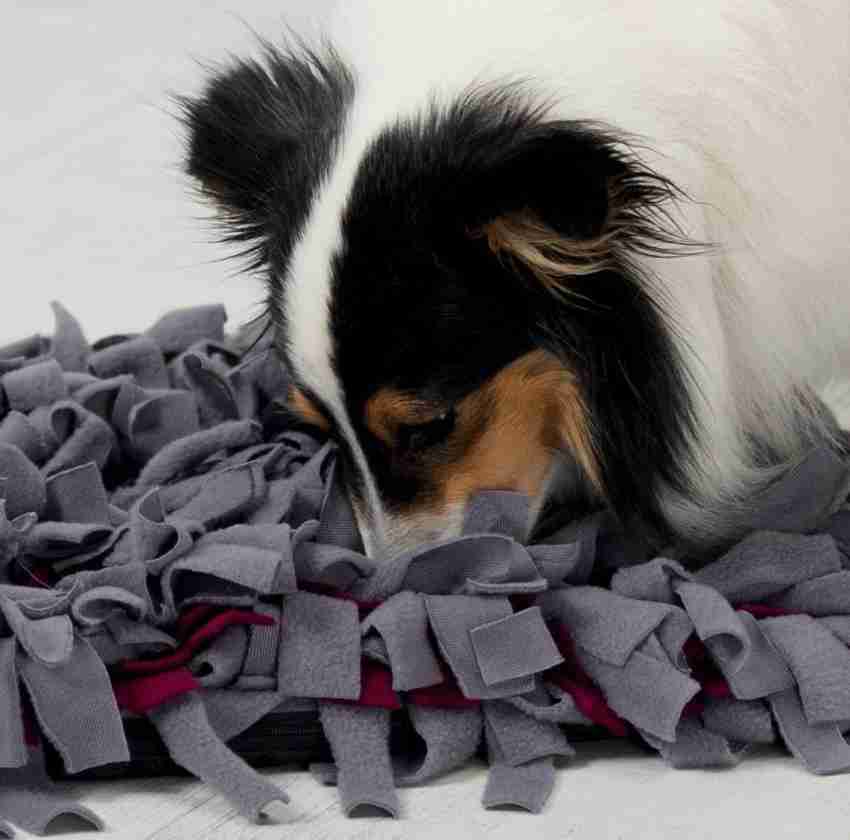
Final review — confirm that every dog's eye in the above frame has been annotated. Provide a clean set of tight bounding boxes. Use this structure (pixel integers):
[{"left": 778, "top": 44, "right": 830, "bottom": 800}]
[{"left": 398, "top": 407, "right": 456, "bottom": 453}]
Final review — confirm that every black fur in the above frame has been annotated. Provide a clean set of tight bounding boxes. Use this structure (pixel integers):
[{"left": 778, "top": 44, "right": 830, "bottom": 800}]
[
  {"left": 328, "top": 89, "right": 700, "bottom": 544},
  {"left": 179, "top": 39, "right": 353, "bottom": 295},
  {"left": 184, "top": 48, "right": 700, "bottom": 549}
]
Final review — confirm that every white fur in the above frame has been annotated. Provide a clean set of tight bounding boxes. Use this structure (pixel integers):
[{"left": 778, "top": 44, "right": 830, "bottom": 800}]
[
  {"left": 290, "top": 0, "right": 850, "bottom": 554},
  {"left": 284, "top": 93, "right": 402, "bottom": 557}
]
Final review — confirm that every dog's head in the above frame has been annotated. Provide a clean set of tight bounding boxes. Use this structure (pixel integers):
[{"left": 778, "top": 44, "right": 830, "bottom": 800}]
[{"left": 182, "top": 43, "right": 699, "bottom": 559}]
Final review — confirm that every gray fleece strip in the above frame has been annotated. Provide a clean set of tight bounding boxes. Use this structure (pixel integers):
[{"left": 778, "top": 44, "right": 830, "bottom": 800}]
[
  {"left": 246, "top": 442, "right": 332, "bottom": 527},
  {"left": 819, "top": 615, "right": 850, "bottom": 644},
  {"left": 0, "top": 444, "right": 46, "bottom": 520},
  {"left": 17, "top": 634, "right": 129, "bottom": 774},
  {"left": 49, "top": 301, "right": 89, "bottom": 373},
  {"left": 470, "top": 606, "right": 564, "bottom": 686},
  {"left": 318, "top": 702, "right": 399, "bottom": 818},
  {"left": 276, "top": 592, "right": 361, "bottom": 700},
  {"left": 611, "top": 556, "right": 692, "bottom": 603},
  {"left": 238, "top": 603, "right": 281, "bottom": 679},
  {"left": 361, "top": 592, "right": 443, "bottom": 691},
  {"left": 578, "top": 645, "right": 700, "bottom": 743},
  {"left": 0, "top": 595, "right": 73, "bottom": 666},
  {"left": 40, "top": 401, "right": 116, "bottom": 477},
  {"left": 0, "top": 639, "right": 26, "bottom": 768},
  {"left": 462, "top": 490, "right": 530, "bottom": 543},
  {"left": 482, "top": 694, "right": 563, "bottom": 815},
  {"left": 700, "top": 696, "right": 776, "bottom": 744},
  {"left": 738, "top": 445, "right": 850, "bottom": 534},
  {"left": 146, "top": 304, "right": 226, "bottom": 355},
  {"left": 612, "top": 553, "right": 798, "bottom": 700},
  {"left": 89, "top": 336, "right": 169, "bottom": 390},
  {"left": 295, "top": 541, "right": 377, "bottom": 589},
  {"left": 759, "top": 615, "right": 850, "bottom": 725},
  {"left": 126, "top": 488, "right": 196, "bottom": 573},
  {"left": 180, "top": 352, "right": 240, "bottom": 426},
  {"left": 314, "top": 457, "right": 364, "bottom": 551},
  {"left": 768, "top": 570, "right": 850, "bottom": 615},
  {"left": 0, "top": 411, "right": 48, "bottom": 464},
  {"left": 482, "top": 757, "right": 557, "bottom": 814},
  {"left": 0, "top": 748, "right": 103, "bottom": 836},
  {"left": 693, "top": 531, "right": 842, "bottom": 602},
  {"left": 424, "top": 595, "right": 535, "bottom": 699},
  {"left": 202, "top": 689, "right": 285, "bottom": 744},
  {"left": 531, "top": 509, "right": 609, "bottom": 585},
  {"left": 136, "top": 419, "right": 261, "bottom": 487},
  {"left": 769, "top": 687, "right": 850, "bottom": 775},
  {"left": 191, "top": 625, "right": 250, "bottom": 688},
  {"left": 483, "top": 699, "right": 575, "bottom": 766},
  {"left": 90, "top": 614, "right": 175, "bottom": 665},
  {"left": 641, "top": 718, "right": 746, "bottom": 769},
  {"left": 713, "top": 610, "right": 793, "bottom": 701},
  {"left": 2, "top": 360, "right": 67, "bottom": 414},
  {"left": 167, "top": 461, "right": 267, "bottom": 530},
  {"left": 149, "top": 693, "right": 289, "bottom": 820},
  {"left": 44, "top": 461, "right": 111, "bottom": 525},
  {"left": 126, "top": 390, "right": 200, "bottom": 462},
  {"left": 352, "top": 534, "right": 546, "bottom": 600},
  {"left": 673, "top": 580, "right": 794, "bottom": 700},
  {"left": 395, "top": 705, "right": 483, "bottom": 785},
  {"left": 506, "top": 681, "right": 594, "bottom": 725},
  {"left": 537, "top": 586, "right": 683, "bottom": 667}
]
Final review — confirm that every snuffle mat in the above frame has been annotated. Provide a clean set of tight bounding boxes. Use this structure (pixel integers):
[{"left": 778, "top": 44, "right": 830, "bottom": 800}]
[{"left": 1, "top": 302, "right": 850, "bottom": 832}]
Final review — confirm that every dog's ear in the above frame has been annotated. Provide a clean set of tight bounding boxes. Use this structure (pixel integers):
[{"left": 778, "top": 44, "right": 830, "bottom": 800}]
[
  {"left": 182, "top": 60, "right": 295, "bottom": 218},
  {"left": 464, "top": 122, "right": 689, "bottom": 294},
  {"left": 179, "top": 44, "right": 352, "bottom": 264},
  {"left": 470, "top": 124, "right": 615, "bottom": 237}
]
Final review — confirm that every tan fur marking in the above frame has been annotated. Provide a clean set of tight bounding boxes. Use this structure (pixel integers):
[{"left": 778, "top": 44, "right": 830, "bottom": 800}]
[
  {"left": 365, "top": 390, "right": 448, "bottom": 446},
  {"left": 289, "top": 386, "right": 331, "bottom": 432},
  {"left": 439, "top": 349, "right": 602, "bottom": 510},
  {"left": 481, "top": 210, "right": 618, "bottom": 295},
  {"left": 472, "top": 167, "right": 703, "bottom": 299}
]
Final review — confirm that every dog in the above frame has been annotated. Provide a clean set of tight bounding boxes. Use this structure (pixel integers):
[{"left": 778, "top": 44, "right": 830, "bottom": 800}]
[{"left": 182, "top": 0, "right": 850, "bottom": 563}]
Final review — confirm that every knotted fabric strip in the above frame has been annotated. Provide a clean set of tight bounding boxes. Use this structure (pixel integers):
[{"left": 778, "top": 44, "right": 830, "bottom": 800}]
[
  {"left": 317, "top": 702, "right": 399, "bottom": 817},
  {"left": 149, "top": 693, "right": 289, "bottom": 820}
]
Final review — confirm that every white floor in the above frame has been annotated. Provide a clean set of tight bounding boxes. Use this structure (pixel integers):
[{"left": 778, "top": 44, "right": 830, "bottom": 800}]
[
  {"left": 3, "top": 1, "right": 850, "bottom": 837},
  {"left": 38, "top": 742, "right": 850, "bottom": 840}
]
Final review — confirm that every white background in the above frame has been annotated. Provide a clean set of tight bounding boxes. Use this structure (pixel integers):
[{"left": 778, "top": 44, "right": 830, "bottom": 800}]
[
  {"left": 2, "top": 0, "right": 335, "bottom": 344},
  {"left": 3, "top": 1, "right": 850, "bottom": 838}
]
